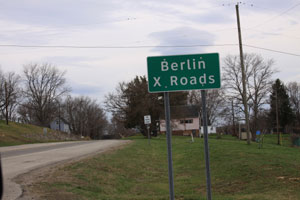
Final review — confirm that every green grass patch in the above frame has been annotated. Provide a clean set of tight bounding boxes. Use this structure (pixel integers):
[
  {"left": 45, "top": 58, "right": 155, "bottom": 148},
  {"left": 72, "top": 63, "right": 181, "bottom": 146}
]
[
  {"left": 0, "top": 120, "right": 79, "bottom": 146},
  {"left": 36, "top": 135, "right": 300, "bottom": 200}
]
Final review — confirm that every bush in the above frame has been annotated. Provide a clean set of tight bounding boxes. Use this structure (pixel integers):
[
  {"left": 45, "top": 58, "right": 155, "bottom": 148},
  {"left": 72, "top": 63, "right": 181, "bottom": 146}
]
[{"left": 291, "top": 134, "right": 300, "bottom": 146}]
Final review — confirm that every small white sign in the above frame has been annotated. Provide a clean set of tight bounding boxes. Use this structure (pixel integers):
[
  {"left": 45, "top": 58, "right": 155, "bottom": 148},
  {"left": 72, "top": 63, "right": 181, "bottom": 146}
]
[{"left": 144, "top": 115, "right": 151, "bottom": 124}]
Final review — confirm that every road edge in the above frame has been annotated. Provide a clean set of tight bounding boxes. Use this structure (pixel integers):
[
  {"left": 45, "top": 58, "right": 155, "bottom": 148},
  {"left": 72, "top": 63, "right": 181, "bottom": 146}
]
[{"left": 14, "top": 140, "right": 132, "bottom": 200}]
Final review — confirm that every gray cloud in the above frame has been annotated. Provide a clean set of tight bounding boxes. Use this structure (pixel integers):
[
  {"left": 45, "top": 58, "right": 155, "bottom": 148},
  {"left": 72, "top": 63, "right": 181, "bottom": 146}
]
[
  {"left": 44, "top": 56, "right": 106, "bottom": 67},
  {"left": 248, "top": 0, "right": 298, "bottom": 10},
  {"left": 0, "top": 0, "right": 120, "bottom": 27},
  {"left": 1, "top": 0, "right": 293, "bottom": 31},
  {"left": 184, "top": 9, "right": 234, "bottom": 24},
  {"left": 149, "top": 27, "right": 215, "bottom": 55}
]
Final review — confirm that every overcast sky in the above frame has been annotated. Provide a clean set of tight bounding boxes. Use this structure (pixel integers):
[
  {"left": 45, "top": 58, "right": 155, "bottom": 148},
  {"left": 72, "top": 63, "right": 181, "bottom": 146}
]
[{"left": 0, "top": 0, "right": 299, "bottom": 106}]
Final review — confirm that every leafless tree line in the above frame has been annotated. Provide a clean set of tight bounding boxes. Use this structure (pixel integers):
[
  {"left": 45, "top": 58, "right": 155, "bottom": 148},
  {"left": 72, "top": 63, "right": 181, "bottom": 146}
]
[
  {"left": 64, "top": 96, "right": 107, "bottom": 139},
  {"left": 219, "top": 53, "right": 300, "bottom": 141},
  {"left": 0, "top": 63, "right": 108, "bottom": 139},
  {"left": 221, "top": 53, "right": 278, "bottom": 139},
  {"left": 185, "top": 54, "right": 278, "bottom": 140},
  {"left": 103, "top": 53, "right": 297, "bottom": 141},
  {"left": 287, "top": 82, "right": 300, "bottom": 127},
  {"left": 2, "top": 53, "right": 295, "bottom": 141}
]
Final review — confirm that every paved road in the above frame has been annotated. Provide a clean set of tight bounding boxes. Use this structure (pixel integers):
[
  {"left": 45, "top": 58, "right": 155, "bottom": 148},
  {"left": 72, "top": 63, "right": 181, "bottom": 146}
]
[{"left": 0, "top": 140, "right": 129, "bottom": 200}]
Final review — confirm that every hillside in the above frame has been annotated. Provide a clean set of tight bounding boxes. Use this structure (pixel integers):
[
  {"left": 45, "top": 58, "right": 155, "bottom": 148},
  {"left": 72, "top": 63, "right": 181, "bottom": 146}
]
[
  {"left": 27, "top": 135, "right": 300, "bottom": 200},
  {"left": 0, "top": 120, "right": 82, "bottom": 147}
]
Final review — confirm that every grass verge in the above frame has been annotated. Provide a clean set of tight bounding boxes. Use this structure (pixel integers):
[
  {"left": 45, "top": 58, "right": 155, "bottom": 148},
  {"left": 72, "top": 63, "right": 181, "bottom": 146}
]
[
  {"left": 0, "top": 120, "right": 80, "bottom": 147},
  {"left": 31, "top": 135, "right": 300, "bottom": 200}
]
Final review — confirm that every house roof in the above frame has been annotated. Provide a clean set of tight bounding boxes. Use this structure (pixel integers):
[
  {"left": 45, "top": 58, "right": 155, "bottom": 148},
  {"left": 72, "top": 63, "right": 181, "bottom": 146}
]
[{"left": 160, "top": 105, "right": 199, "bottom": 120}]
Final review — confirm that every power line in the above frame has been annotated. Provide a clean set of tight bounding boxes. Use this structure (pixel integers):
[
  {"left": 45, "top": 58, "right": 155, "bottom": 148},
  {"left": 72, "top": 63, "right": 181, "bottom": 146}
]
[
  {"left": 0, "top": 44, "right": 238, "bottom": 49},
  {"left": 244, "top": 44, "right": 300, "bottom": 57},
  {"left": 247, "top": 2, "right": 300, "bottom": 29},
  {"left": 0, "top": 43, "right": 299, "bottom": 57},
  {"left": 245, "top": 28, "right": 300, "bottom": 40}
]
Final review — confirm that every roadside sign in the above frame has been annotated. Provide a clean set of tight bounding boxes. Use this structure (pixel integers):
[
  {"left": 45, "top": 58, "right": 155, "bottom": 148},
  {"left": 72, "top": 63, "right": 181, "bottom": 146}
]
[
  {"left": 147, "top": 53, "right": 219, "bottom": 200},
  {"left": 147, "top": 53, "right": 220, "bottom": 93},
  {"left": 144, "top": 115, "right": 151, "bottom": 125}
]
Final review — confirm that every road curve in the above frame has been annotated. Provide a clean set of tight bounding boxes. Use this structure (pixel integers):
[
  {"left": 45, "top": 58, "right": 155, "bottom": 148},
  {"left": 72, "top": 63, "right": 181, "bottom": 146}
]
[{"left": 0, "top": 140, "right": 130, "bottom": 200}]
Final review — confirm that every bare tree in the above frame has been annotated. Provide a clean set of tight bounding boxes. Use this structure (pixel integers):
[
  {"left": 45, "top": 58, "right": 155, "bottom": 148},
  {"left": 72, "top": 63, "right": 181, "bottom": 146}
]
[
  {"left": 86, "top": 102, "right": 108, "bottom": 139},
  {"left": 188, "top": 89, "right": 226, "bottom": 126},
  {"left": 248, "top": 55, "right": 275, "bottom": 136},
  {"left": 0, "top": 70, "right": 5, "bottom": 115},
  {"left": 21, "top": 63, "right": 70, "bottom": 126},
  {"left": 4, "top": 72, "right": 21, "bottom": 124},
  {"left": 17, "top": 102, "right": 35, "bottom": 124},
  {"left": 218, "top": 97, "right": 244, "bottom": 136},
  {"left": 104, "top": 82, "right": 128, "bottom": 123},
  {"left": 223, "top": 54, "right": 276, "bottom": 140},
  {"left": 287, "top": 82, "right": 300, "bottom": 126},
  {"left": 63, "top": 96, "right": 108, "bottom": 139},
  {"left": 107, "top": 115, "right": 136, "bottom": 138},
  {"left": 0, "top": 71, "right": 21, "bottom": 124},
  {"left": 104, "top": 76, "right": 162, "bottom": 136}
]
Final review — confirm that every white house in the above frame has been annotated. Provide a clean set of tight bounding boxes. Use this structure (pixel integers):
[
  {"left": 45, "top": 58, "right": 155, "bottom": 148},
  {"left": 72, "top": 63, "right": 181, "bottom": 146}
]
[
  {"left": 160, "top": 105, "right": 216, "bottom": 136},
  {"left": 50, "top": 117, "right": 70, "bottom": 133}
]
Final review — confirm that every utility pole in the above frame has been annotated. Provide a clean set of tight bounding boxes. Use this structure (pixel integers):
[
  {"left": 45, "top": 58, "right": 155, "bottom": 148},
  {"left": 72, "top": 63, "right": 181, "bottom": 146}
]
[
  {"left": 56, "top": 99, "right": 61, "bottom": 131},
  {"left": 147, "top": 124, "right": 151, "bottom": 145},
  {"left": 275, "top": 88, "right": 280, "bottom": 145},
  {"left": 236, "top": 3, "right": 251, "bottom": 144},
  {"left": 198, "top": 111, "right": 202, "bottom": 138},
  {"left": 58, "top": 102, "right": 61, "bottom": 131},
  {"left": 231, "top": 100, "right": 236, "bottom": 136},
  {"left": 4, "top": 82, "right": 9, "bottom": 125}
]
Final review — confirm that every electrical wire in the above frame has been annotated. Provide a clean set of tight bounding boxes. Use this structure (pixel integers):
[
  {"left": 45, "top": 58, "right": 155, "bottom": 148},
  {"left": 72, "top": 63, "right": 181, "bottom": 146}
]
[
  {"left": 247, "top": 2, "right": 300, "bottom": 29},
  {"left": 0, "top": 44, "right": 238, "bottom": 49},
  {"left": 0, "top": 43, "right": 299, "bottom": 57},
  {"left": 244, "top": 28, "right": 300, "bottom": 40},
  {"left": 243, "top": 44, "right": 300, "bottom": 57}
]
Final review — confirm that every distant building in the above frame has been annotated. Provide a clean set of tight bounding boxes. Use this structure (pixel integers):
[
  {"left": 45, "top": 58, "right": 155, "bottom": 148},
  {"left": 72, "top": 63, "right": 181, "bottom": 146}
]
[
  {"left": 200, "top": 126, "right": 216, "bottom": 134},
  {"left": 50, "top": 118, "right": 70, "bottom": 133},
  {"left": 159, "top": 105, "right": 216, "bottom": 136}
]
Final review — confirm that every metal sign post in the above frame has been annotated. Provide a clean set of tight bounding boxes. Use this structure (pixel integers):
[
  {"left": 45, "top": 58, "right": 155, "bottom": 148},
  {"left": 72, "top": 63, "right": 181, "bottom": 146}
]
[
  {"left": 201, "top": 90, "right": 212, "bottom": 200},
  {"left": 164, "top": 92, "right": 175, "bottom": 200},
  {"left": 144, "top": 115, "right": 151, "bottom": 145},
  {"left": 147, "top": 124, "right": 150, "bottom": 145},
  {"left": 147, "top": 53, "right": 220, "bottom": 200}
]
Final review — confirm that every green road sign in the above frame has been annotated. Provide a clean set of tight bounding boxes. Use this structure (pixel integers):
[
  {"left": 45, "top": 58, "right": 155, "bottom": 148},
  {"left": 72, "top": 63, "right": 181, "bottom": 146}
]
[{"left": 147, "top": 53, "right": 221, "bottom": 93}]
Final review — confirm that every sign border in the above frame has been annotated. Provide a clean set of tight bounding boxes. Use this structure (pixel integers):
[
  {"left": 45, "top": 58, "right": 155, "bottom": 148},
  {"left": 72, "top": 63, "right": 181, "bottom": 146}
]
[{"left": 147, "top": 52, "right": 221, "bottom": 93}]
